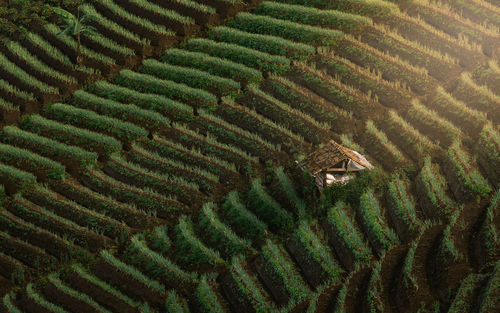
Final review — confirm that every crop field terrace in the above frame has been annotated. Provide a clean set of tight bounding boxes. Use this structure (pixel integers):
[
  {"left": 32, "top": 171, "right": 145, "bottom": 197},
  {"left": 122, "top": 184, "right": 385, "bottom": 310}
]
[{"left": 0, "top": 0, "right": 499, "bottom": 312}]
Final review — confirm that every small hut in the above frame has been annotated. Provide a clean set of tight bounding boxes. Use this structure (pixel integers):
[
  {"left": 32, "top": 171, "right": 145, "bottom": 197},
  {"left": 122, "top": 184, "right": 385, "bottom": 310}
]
[{"left": 299, "top": 140, "right": 373, "bottom": 190}]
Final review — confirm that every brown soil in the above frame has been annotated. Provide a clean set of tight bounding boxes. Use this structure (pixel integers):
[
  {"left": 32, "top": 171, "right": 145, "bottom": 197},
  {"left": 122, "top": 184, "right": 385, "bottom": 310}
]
[
  {"left": 66, "top": 271, "right": 139, "bottom": 313},
  {"left": 384, "top": 15, "right": 487, "bottom": 70},
  {"left": 253, "top": 255, "right": 290, "bottom": 307},
  {"left": 112, "top": 0, "right": 199, "bottom": 37},
  {"left": 0, "top": 233, "right": 56, "bottom": 273},
  {"left": 43, "top": 280, "right": 100, "bottom": 313},
  {"left": 1, "top": 47, "right": 75, "bottom": 96},
  {"left": 196, "top": 0, "right": 247, "bottom": 18},
  {"left": 149, "top": 0, "right": 220, "bottom": 26},
  {"left": 286, "top": 238, "right": 328, "bottom": 289},
  {"left": 360, "top": 27, "right": 463, "bottom": 85},
  {"left": 219, "top": 272, "right": 259, "bottom": 313},
  {"left": 92, "top": 258, "right": 167, "bottom": 307},
  {"left": 21, "top": 293, "right": 54, "bottom": 313}
]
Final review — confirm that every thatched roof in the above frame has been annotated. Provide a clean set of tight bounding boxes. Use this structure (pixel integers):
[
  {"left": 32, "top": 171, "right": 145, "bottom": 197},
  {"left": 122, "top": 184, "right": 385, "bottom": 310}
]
[{"left": 300, "top": 140, "right": 372, "bottom": 174}]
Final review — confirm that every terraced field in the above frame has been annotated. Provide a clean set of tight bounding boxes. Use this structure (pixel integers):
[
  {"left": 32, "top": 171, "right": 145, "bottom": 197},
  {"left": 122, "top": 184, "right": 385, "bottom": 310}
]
[{"left": 0, "top": 0, "right": 499, "bottom": 312}]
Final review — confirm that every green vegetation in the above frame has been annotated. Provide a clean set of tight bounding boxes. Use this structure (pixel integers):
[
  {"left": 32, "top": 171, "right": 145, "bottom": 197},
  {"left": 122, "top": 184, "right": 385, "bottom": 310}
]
[
  {"left": 247, "top": 179, "right": 295, "bottom": 231},
  {"left": 231, "top": 12, "right": 344, "bottom": 46},
  {"left": 255, "top": 2, "right": 372, "bottom": 32},
  {"left": 185, "top": 38, "right": 291, "bottom": 73},
  {"left": 209, "top": 26, "right": 316, "bottom": 60}
]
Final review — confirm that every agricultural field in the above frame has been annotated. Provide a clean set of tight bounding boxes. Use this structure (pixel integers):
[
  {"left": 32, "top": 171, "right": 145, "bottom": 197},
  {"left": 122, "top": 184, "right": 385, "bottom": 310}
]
[{"left": 0, "top": 0, "right": 499, "bottom": 312}]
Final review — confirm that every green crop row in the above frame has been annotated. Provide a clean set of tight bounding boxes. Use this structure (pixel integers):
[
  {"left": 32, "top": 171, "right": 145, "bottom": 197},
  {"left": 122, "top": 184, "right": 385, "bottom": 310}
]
[
  {"left": 247, "top": 178, "right": 295, "bottom": 231},
  {"left": 198, "top": 109, "right": 281, "bottom": 159},
  {"left": 437, "top": 209, "right": 462, "bottom": 263},
  {"left": 432, "top": 87, "right": 487, "bottom": 133},
  {"left": 127, "top": 234, "right": 198, "bottom": 288},
  {"left": 84, "top": 29, "right": 135, "bottom": 57},
  {"left": 247, "top": 86, "right": 329, "bottom": 144},
  {"left": 90, "top": 80, "right": 193, "bottom": 123},
  {"left": 128, "top": 0, "right": 195, "bottom": 24},
  {"left": 329, "top": 35, "right": 430, "bottom": 91},
  {"left": 294, "top": 61, "right": 368, "bottom": 112},
  {"left": 2, "top": 293, "right": 22, "bottom": 313},
  {"left": 72, "top": 90, "right": 170, "bottom": 130},
  {"left": 170, "top": 123, "right": 258, "bottom": 168},
  {"left": 195, "top": 276, "right": 225, "bottom": 313},
  {"left": 140, "top": 59, "right": 240, "bottom": 97},
  {"left": 44, "top": 24, "right": 115, "bottom": 66},
  {"left": 199, "top": 203, "right": 252, "bottom": 256},
  {"left": 174, "top": 0, "right": 216, "bottom": 14},
  {"left": 100, "top": 250, "right": 166, "bottom": 293},
  {"left": 5, "top": 40, "right": 77, "bottom": 84},
  {"left": 25, "top": 185, "right": 130, "bottom": 242},
  {"left": 400, "top": 239, "right": 419, "bottom": 290},
  {"left": 371, "top": 23, "right": 459, "bottom": 67},
  {"left": 175, "top": 216, "right": 224, "bottom": 266},
  {"left": 48, "top": 273, "right": 111, "bottom": 313},
  {"left": 185, "top": 38, "right": 291, "bottom": 74},
  {"left": 72, "top": 264, "right": 141, "bottom": 309},
  {"left": 0, "top": 51, "right": 58, "bottom": 94},
  {"left": 275, "top": 167, "right": 307, "bottom": 217},
  {"left": 222, "top": 191, "right": 268, "bottom": 240},
  {"left": 358, "top": 189, "right": 399, "bottom": 255},
  {"left": 0, "top": 142, "right": 65, "bottom": 180},
  {"left": 107, "top": 153, "right": 200, "bottom": 204},
  {"left": 418, "top": 156, "right": 455, "bottom": 217},
  {"left": 317, "top": 52, "right": 414, "bottom": 106},
  {"left": 478, "top": 123, "right": 500, "bottom": 169},
  {"left": 165, "top": 291, "right": 190, "bottom": 313},
  {"left": 46, "top": 102, "right": 149, "bottom": 141},
  {"left": 255, "top": 1, "right": 372, "bottom": 32},
  {"left": 387, "top": 111, "right": 438, "bottom": 158},
  {"left": 231, "top": 12, "right": 344, "bottom": 46},
  {"left": 25, "top": 32, "right": 96, "bottom": 75},
  {"left": 128, "top": 143, "right": 218, "bottom": 193},
  {"left": 294, "top": 221, "right": 344, "bottom": 283},
  {"left": 408, "top": 99, "right": 462, "bottom": 145},
  {"left": 80, "top": 4, "right": 148, "bottom": 46},
  {"left": 448, "top": 273, "right": 485, "bottom": 313},
  {"left": 0, "top": 99, "right": 16, "bottom": 112},
  {"left": 146, "top": 135, "right": 237, "bottom": 177},
  {"left": 0, "top": 162, "right": 36, "bottom": 191},
  {"left": 365, "top": 120, "right": 406, "bottom": 164},
  {"left": 0, "top": 209, "right": 91, "bottom": 262},
  {"left": 265, "top": 76, "right": 343, "bottom": 127},
  {"left": 117, "top": 69, "right": 217, "bottom": 110},
  {"left": 26, "top": 283, "right": 69, "bottom": 313},
  {"left": 261, "top": 240, "right": 310, "bottom": 302},
  {"left": 455, "top": 72, "right": 500, "bottom": 112},
  {"left": 229, "top": 256, "right": 274, "bottom": 313},
  {"left": 479, "top": 190, "right": 499, "bottom": 260},
  {"left": 54, "top": 179, "right": 153, "bottom": 230},
  {"left": 217, "top": 97, "right": 305, "bottom": 150},
  {"left": 386, "top": 177, "right": 421, "bottom": 236},
  {"left": 365, "top": 262, "right": 384, "bottom": 312},
  {"left": 272, "top": 0, "right": 398, "bottom": 18},
  {"left": 0, "top": 79, "right": 34, "bottom": 102},
  {"left": 477, "top": 259, "right": 500, "bottom": 313},
  {"left": 22, "top": 114, "right": 121, "bottom": 156},
  {"left": 161, "top": 49, "right": 262, "bottom": 85},
  {"left": 150, "top": 226, "right": 171, "bottom": 255},
  {"left": 326, "top": 202, "right": 372, "bottom": 265},
  {"left": 340, "top": 134, "right": 364, "bottom": 152},
  {"left": 11, "top": 196, "right": 107, "bottom": 250},
  {"left": 2, "top": 126, "right": 97, "bottom": 169},
  {"left": 446, "top": 140, "right": 491, "bottom": 199},
  {"left": 209, "top": 26, "right": 315, "bottom": 60},
  {"left": 85, "top": 168, "right": 184, "bottom": 218},
  {"left": 99, "top": 0, "right": 173, "bottom": 35}
]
